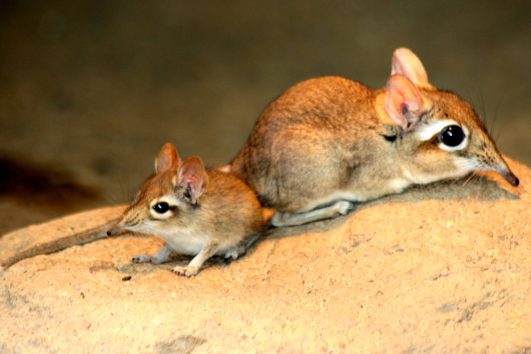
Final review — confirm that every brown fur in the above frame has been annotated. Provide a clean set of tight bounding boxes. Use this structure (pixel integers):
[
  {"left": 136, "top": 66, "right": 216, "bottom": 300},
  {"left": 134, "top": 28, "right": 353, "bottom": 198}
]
[
  {"left": 230, "top": 50, "right": 517, "bottom": 219},
  {"left": 232, "top": 76, "right": 384, "bottom": 211},
  {"left": 110, "top": 144, "right": 267, "bottom": 276},
  {"left": 117, "top": 169, "right": 265, "bottom": 247}
]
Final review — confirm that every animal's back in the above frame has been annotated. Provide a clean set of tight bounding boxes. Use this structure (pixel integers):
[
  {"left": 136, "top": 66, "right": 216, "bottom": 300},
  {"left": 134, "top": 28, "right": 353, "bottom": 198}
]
[
  {"left": 231, "top": 76, "right": 377, "bottom": 211},
  {"left": 199, "top": 170, "right": 265, "bottom": 240}
]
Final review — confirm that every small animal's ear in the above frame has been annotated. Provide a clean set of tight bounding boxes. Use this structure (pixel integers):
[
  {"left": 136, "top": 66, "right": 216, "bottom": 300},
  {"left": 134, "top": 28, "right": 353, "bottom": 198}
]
[
  {"left": 384, "top": 74, "right": 426, "bottom": 131},
  {"left": 391, "top": 48, "right": 431, "bottom": 88},
  {"left": 155, "top": 143, "right": 182, "bottom": 174},
  {"left": 177, "top": 157, "right": 209, "bottom": 205}
]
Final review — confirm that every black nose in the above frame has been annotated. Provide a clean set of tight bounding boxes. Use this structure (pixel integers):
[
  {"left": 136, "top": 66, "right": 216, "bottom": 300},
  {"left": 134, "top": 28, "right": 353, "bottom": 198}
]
[
  {"left": 503, "top": 171, "right": 520, "bottom": 187},
  {"left": 106, "top": 230, "right": 112, "bottom": 236}
]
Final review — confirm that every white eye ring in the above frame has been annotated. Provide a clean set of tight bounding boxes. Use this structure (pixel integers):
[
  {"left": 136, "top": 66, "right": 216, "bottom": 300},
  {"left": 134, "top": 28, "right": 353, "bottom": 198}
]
[
  {"left": 415, "top": 119, "right": 459, "bottom": 141},
  {"left": 437, "top": 124, "right": 469, "bottom": 152},
  {"left": 149, "top": 196, "right": 179, "bottom": 220},
  {"left": 414, "top": 119, "right": 469, "bottom": 152}
]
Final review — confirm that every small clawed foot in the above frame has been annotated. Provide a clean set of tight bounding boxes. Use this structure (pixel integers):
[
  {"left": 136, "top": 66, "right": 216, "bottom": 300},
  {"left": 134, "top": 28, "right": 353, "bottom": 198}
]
[
  {"left": 225, "top": 248, "right": 242, "bottom": 260},
  {"left": 271, "top": 213, "right": 289, "bottom": 227},
  {"left": 222, "top": 249, "right": 241, "bottom": 265},
  {"left": 334, "top": 201, "right": 355, "bottom": 216},
  {"left": 172, "top": 265, "right": 199, "bottom": 277},
  {"left": 132, "top": 255, "right": 152, "bottom": 263}
]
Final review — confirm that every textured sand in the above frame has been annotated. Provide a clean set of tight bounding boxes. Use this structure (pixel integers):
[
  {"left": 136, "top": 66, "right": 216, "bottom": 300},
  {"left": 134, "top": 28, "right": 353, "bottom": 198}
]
[{"left": 0, "top": 160, "right": 529, "bottom": 353}]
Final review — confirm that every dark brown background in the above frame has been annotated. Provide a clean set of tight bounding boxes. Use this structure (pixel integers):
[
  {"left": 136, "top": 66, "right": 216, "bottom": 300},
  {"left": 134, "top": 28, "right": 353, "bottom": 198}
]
[{"left": 0, "top": 0, "right": 529, "bottom": 233}]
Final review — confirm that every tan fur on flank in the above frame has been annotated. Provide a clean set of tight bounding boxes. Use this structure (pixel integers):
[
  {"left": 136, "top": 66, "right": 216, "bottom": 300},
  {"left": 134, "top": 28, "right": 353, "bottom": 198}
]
[
  {"left": 230, "top": 48, "right": 518, "bottom": 226},
  {"left": 109, "top": 143, "right": 267, "bottom": 276}
]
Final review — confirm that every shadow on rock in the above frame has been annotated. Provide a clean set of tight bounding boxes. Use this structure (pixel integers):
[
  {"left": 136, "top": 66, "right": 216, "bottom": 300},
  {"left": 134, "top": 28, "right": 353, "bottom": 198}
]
[
  {"left": 0, "top": 154, "right": 101, "bottom": 211},
  {"left": 265, "top": 171, "right": 520, "bottom": 240}
]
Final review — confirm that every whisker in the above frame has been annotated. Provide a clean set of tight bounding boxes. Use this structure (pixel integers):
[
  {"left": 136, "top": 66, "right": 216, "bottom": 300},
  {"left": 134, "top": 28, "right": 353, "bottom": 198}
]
[{"left": 462, "top": 173, "right": 476, "bottom": 186}]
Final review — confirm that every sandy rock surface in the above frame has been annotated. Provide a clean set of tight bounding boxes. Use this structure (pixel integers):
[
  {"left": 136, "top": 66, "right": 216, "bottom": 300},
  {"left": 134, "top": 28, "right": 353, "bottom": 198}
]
[{"left": 0, "top": 160, "right": 530, "bottom": 353}]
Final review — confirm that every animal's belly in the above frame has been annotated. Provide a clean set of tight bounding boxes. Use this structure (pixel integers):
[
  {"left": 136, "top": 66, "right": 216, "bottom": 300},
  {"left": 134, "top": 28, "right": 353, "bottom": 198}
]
[
  {"left": 159, "top": 232, "right": 237, "bottom": 256},
  {"left": 302, "top": 178, "right": 413, "bottom": 212},
  {"left": 162, "top": 234, "right": 206, "bottom": 256}
]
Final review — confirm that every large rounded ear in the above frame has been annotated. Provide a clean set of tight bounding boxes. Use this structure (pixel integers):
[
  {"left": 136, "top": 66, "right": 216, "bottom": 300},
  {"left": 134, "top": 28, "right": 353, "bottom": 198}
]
[
  {"left": 391, "top": 48, "right": 431, "bottom": 88},
  {"left": 177, "top": 156, "right": 209, "bottom": 205},
  {"left": 384, "top": 74, "right": 427, "bottom": 131},
  {"left": 154, "top": 143, "right": 181, "bottom": 174}
]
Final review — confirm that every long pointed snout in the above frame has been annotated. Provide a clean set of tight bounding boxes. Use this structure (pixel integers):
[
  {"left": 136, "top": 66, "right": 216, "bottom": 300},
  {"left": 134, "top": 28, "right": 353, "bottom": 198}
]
[
  {"left": 107, "top": 225, "right": 122, "bottom": 237},
  {"left": 488, "top": 154, "right": 520, "bottom": 187},
  {"left": 107, "top": 220, "right": 128, "bottom": 236},
  {"left": 499, "top": 167, "right": 519, "bottom": 187}
]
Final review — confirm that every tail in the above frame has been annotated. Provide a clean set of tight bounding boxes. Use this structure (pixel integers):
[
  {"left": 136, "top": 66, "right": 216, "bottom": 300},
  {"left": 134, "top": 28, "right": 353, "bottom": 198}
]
[
  {"left": 216, "top": 152, "right": 247, "bottom": 177},
  {"left": 1, "top": 216, "right": 121, "bottom": 270},
  {"left": 226, "top": 147, "right": 251, "bottom": 181},
  {"left": 217, "top": 165, "right": 231, "bottom": 173}
]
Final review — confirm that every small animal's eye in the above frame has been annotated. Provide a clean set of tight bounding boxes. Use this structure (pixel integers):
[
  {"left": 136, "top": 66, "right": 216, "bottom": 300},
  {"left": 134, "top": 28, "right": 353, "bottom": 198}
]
[
  {"left": 438, "top": 125, "right": 465, "bottom": 147},
  {"left": 152, "top": 202, "right": 170, "bottom": 214}
]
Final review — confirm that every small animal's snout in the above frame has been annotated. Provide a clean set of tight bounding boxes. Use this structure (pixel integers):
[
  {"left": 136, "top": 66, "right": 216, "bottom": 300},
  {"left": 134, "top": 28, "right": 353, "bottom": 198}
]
[
  {"left": 488, "top": 154, "right": 520, "bottom": 187},
  {"left": 500, "top": 169, "right": 519, "bottom": 187},
  {"left": 107, "top": 224, "right": 124, "bottom": 237}
]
